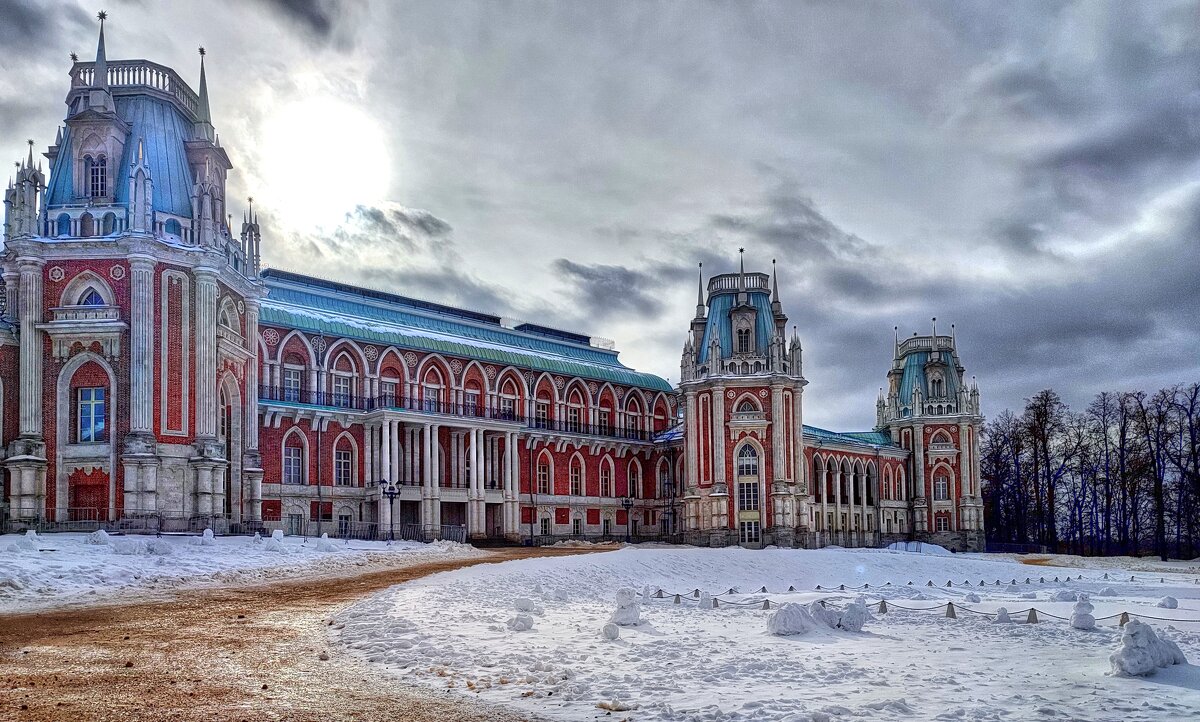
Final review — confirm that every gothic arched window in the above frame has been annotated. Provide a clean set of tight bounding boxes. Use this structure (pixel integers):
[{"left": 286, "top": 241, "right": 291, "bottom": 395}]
[
  {"left": 78, "top": 288, "right": 105, "bottom": 306},
  {"left": 934, "top": 474, "right": 950, "bottom": 501},
  {"left": 736, "top": 445, "right": 759, "bottom": 477},
  {"left": 86, "top": 155, "right": 107, "bottom": 198},
  {"left": 736, "top": 327, "right": 751, "bottom": 354}
]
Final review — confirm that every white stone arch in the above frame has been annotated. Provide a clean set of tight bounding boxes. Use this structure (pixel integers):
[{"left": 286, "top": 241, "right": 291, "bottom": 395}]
[
  {"left": 650, "top": 391, "right": 672, "bottom": 426},
  {"left": 882, "top": 464, "right": 892, "bottom": 501},
  {"left": 931, "top": 461, "right": 954, "bottom": 501},
  {"left": 335, "top": 503, "right": 357, "bottom": 523},
  {"left": 568, "top": 450, "right": 586, "bottom": 495},
  {"left": 332, "top": 429, "right": 360, "bottom": 487},
  {"left": 55, "top": 351, "right": 118, "bottom": 520},
  {"left": 734, "top": 437, "right": 765, "bottom": 478},
  {"left": 460, "top": 359, "right": 491, "bottom": 395},
  {"left": 281, "top": 426, "right": 310, "bottom": 485},
  {"left": 627, "top": 456, "right": 642, "bottom": 499},
  {"left": 530, "top": 372, "right": 561, "bottom": 405},
  {"left": 732, "top": 391, "right": 762, "bottom": 413},
  {"left": 218, "top": 296, "right": 241, "bottom": 333},
  {"left": 323, "top": 338, "right": 370, "bottom": 374},
  {"left": 59, "top": 270, "right": 115, "bottom": 307},
  {"left": 495, "top": 366, "right": 529, "bottom": 399},
  {"left": 896, "top": 464, "right": 907, "bottom": 502},
  {"left": 276, "top": 329, "right": 318, "bottom": 367},
  {"left": 930, "top": 428, "right": 952, "bottom": 445},
  {"left": 374, "top": 346, "right": 411, "bottom": 387},
  {"left": 598, "top": 453, "right": 615, "bottom": 497}
]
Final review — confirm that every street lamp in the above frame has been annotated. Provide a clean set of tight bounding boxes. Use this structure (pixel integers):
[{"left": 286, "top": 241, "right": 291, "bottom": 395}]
[
  {"left": 372, "top": 480, "right": 400, "bottom": 541},
  {"left": 622, "top": 495, "right": 634, "bottom": 544}
]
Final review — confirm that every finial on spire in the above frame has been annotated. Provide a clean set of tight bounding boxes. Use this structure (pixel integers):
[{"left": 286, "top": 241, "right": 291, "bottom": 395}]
[
  {"left": 695, "top": 261, "right": 705, "bottom": 314},
  {"left": 199, "top": 46, "right": 206, "bottom": 57},
  {"left": 26, "top": 140, "right": 33, "bottom": 168},
  {"left": 196, "top": 45, "right": 213, "bottom": 137},
  {"left": 70, "top": 52, "right": 78, "bottom": 63},
  {"left": 931, "top": 316, "right": 937, "bottom": 338},
  {"left": 771, "top": 258, "right": 780, "bottom": 303},
  {"left": 94, "top": 10, "right": 108, "bottom": 90},
  {"left": 738, "top": 248, "right": 746, "bottom": 291}
]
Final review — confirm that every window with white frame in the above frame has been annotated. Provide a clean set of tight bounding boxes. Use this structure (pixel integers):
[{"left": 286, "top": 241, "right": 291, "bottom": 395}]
[
  {"left": 535, "top": 400, "right": 549, "bottom": 428},
  {"left": 598, "top": 408, "right": 611, "bottom": 432},
  {"left": 736, "top": 327, "right": 751, "bottom": 354},
  {"left": 934, "top": 474, "right": 950, "bottom": 501},
  {"left": 422, "top": 372, "right": 442, "bottom": 412},
  {"left": 738, "top": 481, "right": 759, "bottom": 511},
  {"left": 77, "top": 387, "right": 106, "bottom": 443},
  {"left": 464, "top": 389, "right": 480, "bottom": 416},
  {"left": 500, "top": 394, "right": 516, "bottom": 420},
  {"left": 567, "top": 405, "right": 581, "bottom": 432},
  {"left": 332, "top": 374, "right": 353, "bottom": 407},
  {"left": 536, "top": 458, "right": 550, "bottom": 494},
  {"left": 628, "top": 465, "right": 640, "bottom": 498},
  {"left": 570, "top": 461, "right": 582, "bottom": 496},
  {"left": 602, "top": 518, "right": 612, "bottom": 536},
  {"left": 736, "top": 445, "right": 758, "bottom": 477},
  {"left": 739, "top": 520, "right": 760, "bottom": 544},
  {"left": 78, "top": 287, "right": 105, "bottom": 306},
  {"left": 283, "top": 445, "right": 304, "bottom": 485},
  {"left": 599, "top": 463, "right": 613, "bottom": 497},
  {"left": 381, "top": 379, "right": 398, "bottom": 406},
  {"left": 572, "top": 518, "right": 582, "bottom": 536},
  {"left": 540, "top": 517, "right": 550, "bottom": 536},
  {"left": 935, "top": 515, "right": 950, "bottom": 532},
  {"left": 335, "top": 448, "right": 353, "bottom": 486},
  {"left": 282, "top": 367, "right": 302, "bottom": 402},
  {"left": 87, "top": 155, "right": 107, "bottom": 197}
]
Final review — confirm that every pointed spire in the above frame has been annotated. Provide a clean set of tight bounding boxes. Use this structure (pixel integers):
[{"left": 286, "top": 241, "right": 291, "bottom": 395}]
[
  {"left": 198, "top": 47, "right": 211, "bottom": 122},
  {"left": 94, "top": 11, "right": 109, "bottom": 89},
  {"left": 951, "top": 323, "right": 956, "bottom": 345},
  {"left": 694, "top": 262, "right": 705, "bottom": 317},
  {"left": 771, "top": 258, "right": 780, "bottom": 303},
  {"left": 931, "top": 316, "right": 937, "bottom": 339},
  {"left": 25, "top": 140, "right": 33, "bottom": 169},
  {"left": 54, "top": 127, "right": 62, "bottom": 146},
  {"left": 738, "top": 248, "right": 746, "bottom": 290}
]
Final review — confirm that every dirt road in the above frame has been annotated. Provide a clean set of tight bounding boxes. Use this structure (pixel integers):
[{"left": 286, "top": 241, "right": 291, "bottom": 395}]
[{"left": 0, "top": 546, "right": 597, "bottom": 722}]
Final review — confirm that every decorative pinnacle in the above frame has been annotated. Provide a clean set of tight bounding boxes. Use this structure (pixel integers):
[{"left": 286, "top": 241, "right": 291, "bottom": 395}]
[
  {"left": 199, "top": 46, "right": 206, "bottom": 57},
  {"left": 97, "top": 10, "right": 107, "bottom": 22},
  {"left": 70, "top": 52, "right": 78, "bottom": 62}
]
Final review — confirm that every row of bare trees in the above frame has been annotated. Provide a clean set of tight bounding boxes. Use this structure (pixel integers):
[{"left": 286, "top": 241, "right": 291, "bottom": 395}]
[{"left": 981, "top": 384, "right": 1200, "bottom": 559}]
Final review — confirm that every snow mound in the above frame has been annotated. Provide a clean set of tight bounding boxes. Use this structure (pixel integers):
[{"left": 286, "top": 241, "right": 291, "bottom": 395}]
[
  {"left": 507, "top": 613, "right": 534, "bottom": 631},
  {"left": 190, "top": 528, "right": 217, "bottom": 547},
  {"left": 12, "top": 530, "right": 39, "bottom": 552},
  {"left": 964, "top": 593, "right": 981, "bottom": 603},
  {"left": 807, "top": 600, "right": 840, "bottom": 629},
  {"left": 1050, "top": 589, "right": 1077, "bottom": 602},
  {"left": 314, "top": 533, "right": 339, "bottom": 553},
  {"left": 1096, "top": 586, "right": 1118, "bottom": 597},
  {"left": 994, "top": 607, "right": 1012, "bottom": 624},
  {"left": 87, "top": 529, "right": 111, "bottom": 546},
  {"left": 601, "top": 622, "right": 620, "bottom": 640},
  {"left": 113, "top": 540, "right": 145, "bottom": 555},
  {"left": 513, "top": 597, "right": 543, "bottom": 614},
  {"left": 263, "top": 532, "right": 287, "bottom": 553},
  {"left": 1109, "top": 619, "right": 1187, "bottom": 677},
  {"left": 271, "top": 529, "right": 284, "bottom": 541},
  {"left": 767, "top": 603, "right": 822, "bottom": 636},
  {"left": 885, "top": 541, "right": 951, "bottom": 556},
  {"left": 609, "top": 587, "right": 641, "bottom": 626},
  {"left": 838, "top": 599, "right": 871, "bottom": 632},
  {"left": 1071, "top": 595, "right": 1096, "bottom": 631},
  {"left": 1157, "top": 596, "right": 1179, "bottom": 609},
  {"left": 146, "top": 539, "right": 173, "bottom": 556}
]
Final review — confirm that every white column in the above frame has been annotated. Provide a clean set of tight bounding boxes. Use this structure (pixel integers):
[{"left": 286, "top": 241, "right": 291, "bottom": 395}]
[
  {"left": 128, "top": 255, "right": 155, "bottom": 434},
  {"left": 712, "top": 384, "right": 725, "bottom": 486},
  {"left": 820, "top": 466, "right": 828, "bottom": 532},
  {"left": 390, "top": 419, "right": 401, "bottom": 483},
  {"left": 244, "top": 300, "right": 261, "bottom": 451},
  {"left": 421, "top": 423, "right": 433, "bottom": 528},
  {"left": 833, "top": 467, "right": 842, "bottom": 531},
  {"left": 194, "top": 268, "right": 219, "bottom": 438},
  {"left": 770, "top": 384, "right": 784, "bottom": 483},
  {"left": 17, "top": 258, "right": 44, "bottom": 437},
  {"left": 380, "top": 420, "right": 392, "bottom": 484}
]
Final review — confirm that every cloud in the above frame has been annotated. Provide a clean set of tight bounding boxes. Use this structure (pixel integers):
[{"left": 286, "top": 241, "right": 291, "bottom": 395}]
[
  {"left": 552, "top": 259, "right": 666, "bottom": 321},
  {"left": 0, "top": 0, "right": 91, "bottom": 54},
  {"left": 251, "top": 0, "right": 364, "bottom": 49}
]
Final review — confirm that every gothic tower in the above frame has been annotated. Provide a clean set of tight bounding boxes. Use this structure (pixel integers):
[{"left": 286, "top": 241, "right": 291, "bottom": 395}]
[{"left": 679, "top": 253, "right": 806, "bottom": 546}]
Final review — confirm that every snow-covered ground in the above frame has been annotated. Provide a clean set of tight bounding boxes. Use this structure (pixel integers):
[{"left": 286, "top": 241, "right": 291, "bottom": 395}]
[
  {"left": 0, "top": 530, "right": 478, "bottom": 613},
  {"left": 335, "top": 546, "right": 1200, "bottom": 721}
]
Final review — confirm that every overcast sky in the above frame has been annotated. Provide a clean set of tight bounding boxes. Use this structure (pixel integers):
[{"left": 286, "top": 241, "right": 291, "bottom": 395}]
[{"left": 3, "top": 0, "right": 1199, "bottom": 431}]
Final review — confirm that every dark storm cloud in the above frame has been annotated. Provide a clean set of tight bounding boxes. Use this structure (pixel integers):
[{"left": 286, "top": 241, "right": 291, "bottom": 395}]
[
  {"left": 552, "top": 259, "right": 666, "bottom": 321},
  {"left": 0, "top": 0, "right": 90, "bottom": 54},
  {"left": 251, "top": 0, "right": 365, "bottom": 49}
]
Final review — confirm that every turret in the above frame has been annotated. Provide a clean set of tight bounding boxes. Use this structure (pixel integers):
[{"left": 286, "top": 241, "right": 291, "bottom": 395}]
[
  {"left": 127, "top": 138, "right": 153, "bottom": 233},
  {"left": 240, "top": 197, "right": 263, "bottom": 275},
  {"left": 3, "top": 141, "right": 46, "bottom": 241},
  {"left": 87, "top": 11, "right": 116, "bottom": 114}
]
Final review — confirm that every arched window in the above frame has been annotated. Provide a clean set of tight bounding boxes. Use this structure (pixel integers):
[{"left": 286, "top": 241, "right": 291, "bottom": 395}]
[
  {"left": 736, "top": 327, "right": 751, "bottom": 354},
  {"left": 737, "top": 399, "right": 757, "bottom": 413},
  {"left": 934, "top": 473, "right": 950, "bottom": 501},
  {"left": 627, "top": 462, "right": 641, "bottom": 499},
  {"left": 78, "top": 288, "right": 105, "bottom": 306},
  {"left": 657, "top": 462, "right": 670, "bottom": 500},
  {"left": 80, "top": 212, "right": 94, "bottom": 237},
  {"left": 422, "top": 367, "right": 443, "bottom": 412},
  {"left": 86, "top": 155, "right": 107, "bottom": 198},
  {"left": 165, "top": 218, "right": 183, "bottom": 237},
  {"left": 282, "top": 431, "right": 307, "bottom": 485},
  {"left": 101, "top": 212, "right": 115, "bottom": 235},
  {"left": 56, "top": 213, "right": 71, "bottom": 236},
  {"left": 498, "top": 377, "right": 520, "bottom": 420},
  {"left": 334, "top": 435, "right": 356, "bottom": 486},
  {"left": 569, "top": 456, "right": 583, "bottom": 496},
  {"left": 599, "top": 458, "right": 613, "bottom": 497},
  {"left": 736, "top": 445, "right": 758, "bottom": 477},
  {"left": 536, "top": 453, "right": 551, "bottom": 495}
]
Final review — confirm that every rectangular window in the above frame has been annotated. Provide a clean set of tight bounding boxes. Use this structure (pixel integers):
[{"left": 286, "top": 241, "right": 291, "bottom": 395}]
[
  {"left": 283, "top": 446, "right": 304, "bottom": 485},
  {"left": 500, "top": 396, "right": 516, "bottom": 420},
  {"left": 282, "top": 368, "right": 302, "bottom": 402},
  {"left": 423, "top": 385, "right": 440, "bottom": 412},
  {"left": 737, "top": 481, "right": 759, "bottom": 511},
  {"left": 540, "top": 517, "right": 550, "bottom": 536},
  {"left": 572, "top": 518, "right": 582, "bottom": 536},
  {"left": 739, "top": 520, "right": 761, "bottom": 544},
  {"left": 936, "top": 516, "right": 950, "bottom": 532},
  {"left": 286, "top": 513, "right": 303, "bottom": 536},
  {"left": 338, "top": 514, "right": 351, "bottom": 537},
  {"left": 89, "top": 156, "right": 106, "bottom": 198},
  {"left": 535, "top": 402, "right": 549, "bottom": 429},
  {"left": 381, "top": 380, "right": 398, "bottom": 406},
  {"left": 602, "top": 518, "right": 612, "bottom": 536},
  {"left": 464, "top": 390, "right": 480, "bottom": 416},
  {"left": 934, "top": 476, "right": 949, "bottom": 501},
  {"left": 77, "top": 387, "right": 106, "bottom": 442},
  {"left": 645, "top": 510, "right": 657, "bottom": 526},
  {"left": 536, "top": 463, "right": 550, "bottom": 495},
  {"left": 335, "top": 449, "right": 352, "bottom": 486},
  {"left": 600, "top": 467, "right": 612, "bottom": 497},
  {"left": 332, "top": 375, "right": 353, "bottom": 407},
  {"left": 598, "top": 409, "right": 611, "bottom": 433},
  {"left": 567, "top": 406, "right": 581, "bottom": 433}
]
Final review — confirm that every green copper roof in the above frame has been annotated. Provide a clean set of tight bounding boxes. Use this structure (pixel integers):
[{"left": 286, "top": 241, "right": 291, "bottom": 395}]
[
  {"left": 260, "top": 271, "right": 673, "bottom": 393},
  {"left": 803, "top": 425, "right": 898, "bottom": 450}
]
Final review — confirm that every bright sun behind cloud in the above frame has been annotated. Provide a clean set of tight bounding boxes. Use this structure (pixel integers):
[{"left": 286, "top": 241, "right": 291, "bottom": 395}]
[{"left": 258, "top": 96, "right": 391, "bottom": 229}]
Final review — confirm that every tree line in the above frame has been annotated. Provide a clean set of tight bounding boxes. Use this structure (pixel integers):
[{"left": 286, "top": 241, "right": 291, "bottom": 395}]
[{"left": 981, "top": 384, "right": 1200, "bottom": 559}]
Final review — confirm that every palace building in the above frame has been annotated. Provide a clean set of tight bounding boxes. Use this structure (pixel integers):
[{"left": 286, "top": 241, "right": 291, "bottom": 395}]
[{"left": 0, "top": 21, "right": 985, "bottom": 550}]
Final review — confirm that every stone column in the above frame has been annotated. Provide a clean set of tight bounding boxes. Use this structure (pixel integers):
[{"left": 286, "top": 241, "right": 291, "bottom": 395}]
[
  {"left": 421, "top": 423, "right": 433, "bottom": 531},
  {"left": 193, "top": 268, "right": 219, "bottom": 440},
  {"left": 833, "top": 466, "right": 842, "bottom": 532},
  {"left": 390, "top": 419, "right": 401, "bottom": 483},
  {"left": 820, "top": 465, "right": 828, "bottom": 535},
  {"left": 502, "top": 431, "right": 516, "bottom": 537},
  {"left": 128, "top": 255, "right": 155, "bottom": 434},
  {"left": 913, "top": 423, "right": 926, "bottom": 532},
  {"left": 16, "top": 257, "right": 44, "bottom": 438},
  {"left": 712, "top": 384, "right": 725, "bottom": 486},
  {"left": 770, "top": 384, "right": 784, "bottom": 484},
  {"left": 430, "top": 424, "right": 442, "bottom": 530}
]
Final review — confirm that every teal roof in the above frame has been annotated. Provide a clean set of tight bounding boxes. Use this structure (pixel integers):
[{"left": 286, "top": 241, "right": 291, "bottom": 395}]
[
  {"left": 261, "top": 271, "right": 673, "bottom": 393},
  {"left": 46, "top": 95, "right": 196, "bottom": 218},
  {"left": 897, "top": 349, "right": 962, "bottom": 402},
  {"left": 697, "top": 289, "right": 775, "bottom": 363},
  {"left": 803, "top": 425, "right": 899, "bottom": 450}
]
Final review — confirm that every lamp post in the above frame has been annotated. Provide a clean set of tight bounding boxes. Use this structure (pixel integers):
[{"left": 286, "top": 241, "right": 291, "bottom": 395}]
[
  {"left": 622, "top": 495, "right": 634, "bottom": 544},
  {"left": 373, "top": 480, "right": 400, "bottom": 541}
]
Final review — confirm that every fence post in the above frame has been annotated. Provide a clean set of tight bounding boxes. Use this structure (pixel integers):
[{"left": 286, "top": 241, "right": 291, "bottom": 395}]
[
  {"left": 878, "top": 599, "right": 888, "bottom": 614},
  {"left": 1027, "top": 609, "right": 1039, "bottom": 624},
  {"left": 673, "top": 594, "right": 681, "bottom": 605},
  {"left": 946, "top": 602, "right": 957, "bottom": 619},
  {"left": 1119, "top": 611, "right": 1129, "bottom": 627}
]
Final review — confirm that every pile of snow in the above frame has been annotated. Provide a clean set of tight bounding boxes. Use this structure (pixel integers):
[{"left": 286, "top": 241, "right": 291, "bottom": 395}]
[
  {"left": 1096, "top": 586, "right": 1118, "bottom": 596},
  {"left": 1050, "top": 589, "right": 1078, "bottom": 602},
  {"left": 994, "top": 607, "right": 1012, "bottom": 624},
  {"left": 263, "top": 529, "right": 286, "bottom": 553},
  {"left": 87, "top": 529, "right": 111, "bottom": 546},
  {"left": 1070, "top": 595, "right": 1096, "bottom": 631},
  {"left": 8, "top": 530, "right": 40, "bottom": 552},
  {"left": 1109, "top": 619, "right": 1188, "bottom": 676},
  {"left": 600, "top": 622, "right": 620, "bottom": 640},
  {"left": 964, "top": 592, "right": 981, "bottom": 603},
  {"left": 838, "top": 598, "right": 871, "bottom": 632},
  {"left": 767, "top": 602, "right": 822, "bottom": 636},
  {"left": 1157, "top": 596, "right": 1179, "bottom": 609},
  {"left": 314, "top": 533, "right": 339, "bottom": 553},
  {"left": 885, "top": 541, "right": 951, "bottom": 556},
  {"left": 506, "top": 613, "right": 534, "bottom": 631},
  {"left": 190, "top": 528, "right": 216, "bottom": 547},
  {"left": 609, "top": 587, "right": 641, "bottom": 626}
]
